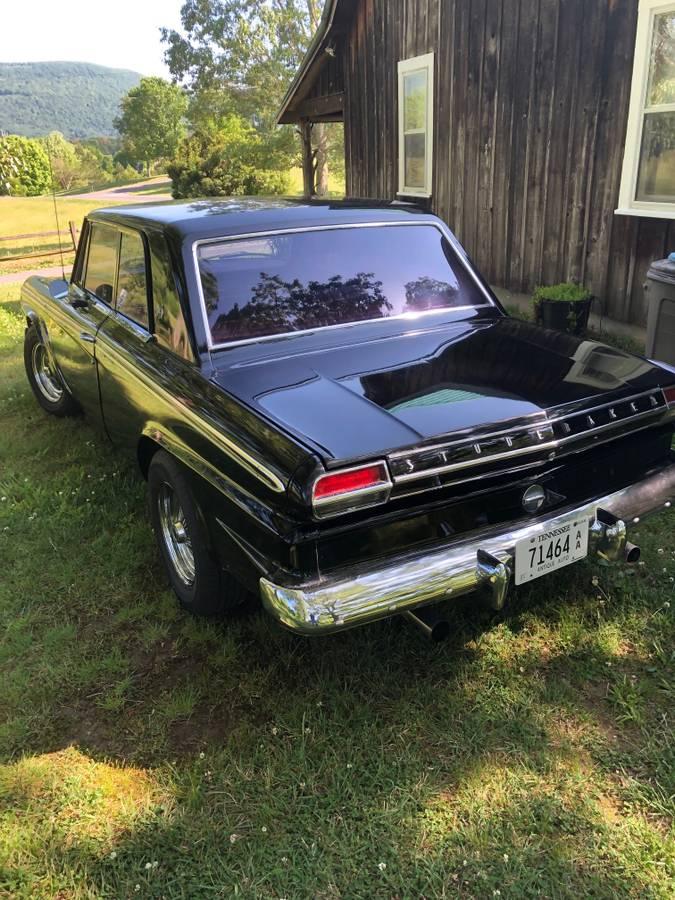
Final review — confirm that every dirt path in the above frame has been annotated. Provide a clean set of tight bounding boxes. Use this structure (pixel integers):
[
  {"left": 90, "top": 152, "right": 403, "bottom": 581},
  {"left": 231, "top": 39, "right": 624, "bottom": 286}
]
[
  {"left": 0, "top": 265, "right": 70, "bottom": 286},
  {"left": 71, "top": 177, "right": 173, "bottom": 202}
]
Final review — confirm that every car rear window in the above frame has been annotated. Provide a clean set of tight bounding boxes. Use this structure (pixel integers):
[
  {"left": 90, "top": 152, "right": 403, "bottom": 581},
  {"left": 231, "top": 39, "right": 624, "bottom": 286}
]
[{"left": 196, "top": 224, "right": 490, "bottom": 345}]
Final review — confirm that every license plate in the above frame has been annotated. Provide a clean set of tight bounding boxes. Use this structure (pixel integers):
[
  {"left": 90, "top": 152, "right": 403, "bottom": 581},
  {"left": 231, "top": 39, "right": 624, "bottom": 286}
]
[{"left": 515, "top": 515, "right": 590, "bottom": 585}]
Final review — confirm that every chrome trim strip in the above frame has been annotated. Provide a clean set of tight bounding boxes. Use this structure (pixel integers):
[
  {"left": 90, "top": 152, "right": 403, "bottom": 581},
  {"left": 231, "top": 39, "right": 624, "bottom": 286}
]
[
  {"left": 391, "top": 389, "right": 671, "bottom": 485},
  {"left": 191, "top": 220, "right": 497, "bottom": 353},
  {"left": 547, "top": 387, "right": 669, "bottom": 423},
  {"left": 260, "top": 463, "right": 675, "bottom": 634}
]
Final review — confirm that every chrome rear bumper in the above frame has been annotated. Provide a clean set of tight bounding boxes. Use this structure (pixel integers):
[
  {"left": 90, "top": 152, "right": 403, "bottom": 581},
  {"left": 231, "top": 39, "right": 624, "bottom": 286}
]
[{"left": 259, "top": 464, "right": 675, "bottom": 634}]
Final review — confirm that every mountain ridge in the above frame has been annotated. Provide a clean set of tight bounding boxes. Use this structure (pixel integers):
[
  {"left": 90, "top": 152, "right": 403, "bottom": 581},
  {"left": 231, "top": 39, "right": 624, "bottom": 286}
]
[{"left": 0, "top": 61, "right": 142, "bottom": 139}]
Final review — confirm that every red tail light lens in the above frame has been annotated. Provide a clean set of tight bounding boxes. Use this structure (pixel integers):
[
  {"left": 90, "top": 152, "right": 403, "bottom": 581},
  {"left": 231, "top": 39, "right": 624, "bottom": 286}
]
[
  {"left": 664, "top": 386, "right": 675, "bottom": 407},
  {"left": 312, "top": 462, "right": 392, "bottom": 518},
  {"left": 314, "top": 464, "right": 388, "bottom": 498}
]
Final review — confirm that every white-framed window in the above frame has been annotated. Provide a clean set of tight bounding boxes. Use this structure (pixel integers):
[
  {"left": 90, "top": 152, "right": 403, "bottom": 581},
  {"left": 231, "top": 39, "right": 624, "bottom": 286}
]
[
  {"left": 397, "top": 53, "right": 434, "bottom": 197},
  {"left": 617, "top": 1, "right": 675, "bottom": 218}
]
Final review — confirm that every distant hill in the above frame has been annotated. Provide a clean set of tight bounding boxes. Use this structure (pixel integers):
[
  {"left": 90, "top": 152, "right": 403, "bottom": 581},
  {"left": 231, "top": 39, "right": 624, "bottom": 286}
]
[{"left": 0, "top": 61, "right": 142, "bottom": 138}]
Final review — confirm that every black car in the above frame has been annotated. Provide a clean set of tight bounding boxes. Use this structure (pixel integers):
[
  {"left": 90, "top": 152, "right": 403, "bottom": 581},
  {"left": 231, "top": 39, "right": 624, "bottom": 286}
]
[{"left": 20, "top": 198, "right": 675, "bottom": 637}]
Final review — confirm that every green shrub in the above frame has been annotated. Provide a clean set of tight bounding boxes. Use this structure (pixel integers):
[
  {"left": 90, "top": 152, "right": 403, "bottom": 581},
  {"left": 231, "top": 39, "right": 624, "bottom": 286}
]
[
  {"left": 533, "top": 282, "right": 592, "bottom": 303},
  {"left": 0, "top": 135, "right": 51, "bottom": 196},
  {"left": 168, "top": 113, "right": 292, "bottom": 199}
]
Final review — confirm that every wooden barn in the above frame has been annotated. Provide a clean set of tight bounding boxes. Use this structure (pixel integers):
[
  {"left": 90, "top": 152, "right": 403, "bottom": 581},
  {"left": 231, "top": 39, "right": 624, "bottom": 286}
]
[{"left": 278, "top": 0, "right": 675, "bottom": 326}]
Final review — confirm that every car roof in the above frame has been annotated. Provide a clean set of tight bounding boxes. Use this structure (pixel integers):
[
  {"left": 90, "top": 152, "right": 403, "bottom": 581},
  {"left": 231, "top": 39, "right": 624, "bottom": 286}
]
[{"left": 87, "top": 197, "right": 439, "bottom": 242}]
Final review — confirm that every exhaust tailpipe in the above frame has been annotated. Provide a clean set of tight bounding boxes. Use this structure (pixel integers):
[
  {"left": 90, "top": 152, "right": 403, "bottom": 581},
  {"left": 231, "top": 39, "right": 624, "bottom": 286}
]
[
  {"left": 624, "top": 541, "right": 641, "bottom": 564},
  {"left": 404, "top": 608, "right": 451, "bottom": 643}
]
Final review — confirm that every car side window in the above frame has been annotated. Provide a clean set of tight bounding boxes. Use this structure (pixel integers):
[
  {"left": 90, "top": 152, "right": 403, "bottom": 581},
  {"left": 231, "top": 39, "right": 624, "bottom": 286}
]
[
  {"left": 148, "top": 232, "right": 194, "bottom": 362},
  {"left": 117, "top": 231, "right": 149, "bottom": 329},
  {"left": 84, "top": 223, "right": 118, "bottom": 305}
]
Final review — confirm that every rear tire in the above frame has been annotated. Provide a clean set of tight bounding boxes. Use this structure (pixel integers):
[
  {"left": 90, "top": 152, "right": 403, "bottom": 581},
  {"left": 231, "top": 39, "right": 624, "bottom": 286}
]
[
  {"left": 24, "top": 325, "right": 78, "bottom": 417},
  {"left": 148, "top": 450, "right": 247, "bottom": 617}
]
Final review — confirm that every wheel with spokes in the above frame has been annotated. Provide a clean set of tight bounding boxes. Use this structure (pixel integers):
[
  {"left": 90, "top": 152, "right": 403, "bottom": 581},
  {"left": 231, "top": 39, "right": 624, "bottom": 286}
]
[
  {"left": 156, "top": 482, "right": 196, "bottom": 587},
  {"left": 148, "top": 450, "right": 245, "bottom": 616},
  {"left": 24, "top": 325, "right": 78, "bottom": 416}
]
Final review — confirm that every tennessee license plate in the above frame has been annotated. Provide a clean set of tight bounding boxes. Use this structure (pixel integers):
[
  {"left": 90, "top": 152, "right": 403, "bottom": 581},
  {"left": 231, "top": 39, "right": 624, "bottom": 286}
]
[{"left": 514, "top": 515, "right": 590, "bottom": 585}]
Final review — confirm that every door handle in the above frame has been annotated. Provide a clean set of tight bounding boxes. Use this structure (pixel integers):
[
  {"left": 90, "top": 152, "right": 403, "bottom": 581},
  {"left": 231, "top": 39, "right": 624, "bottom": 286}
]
[{"left": 80, "top": 332, "right": 95, "bottom": 343}]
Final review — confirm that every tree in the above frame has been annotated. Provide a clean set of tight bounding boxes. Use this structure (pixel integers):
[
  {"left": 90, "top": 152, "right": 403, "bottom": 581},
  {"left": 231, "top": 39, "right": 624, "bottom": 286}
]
[
  {"left": 114, "top": 77, "right": 188, "bottom": 175},
  {"left": 0, "top": 135, "right": 51, "bottom": 196},
  {"left": 161, "top": 1, "right": 337, "bottom": 193},
  {"left": 41, "top": 131, "right": 80, "bottom": 191},
  {"left": 167, "top": 113, "right": 291, "bottom": 198}
]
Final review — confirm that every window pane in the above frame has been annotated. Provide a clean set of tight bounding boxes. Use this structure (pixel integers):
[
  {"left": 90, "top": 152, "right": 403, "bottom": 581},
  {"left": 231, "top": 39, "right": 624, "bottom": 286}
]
[
  {"left": 117, "top": 232, "right": 149, "bottom": 328},
  {"left": 647, "top": 12, "right": 675, "bottom": 106},
  {"left": 197, "top": 225, "right": 487, "bottom": 344},
  {"left": 636, "top": 111, "right": 675, "bottom": 202},
  {"left": 148, "top": 232, "right": 193, "bottom": 361},
  {"left": 403, "top": 70, "right": 427, "bottom": 131},
  {"left": 84, "top": 224, "right": 118, "bottom": 304},
  {"left": 404, "top": 133, "right": 426, "bottom": 189}
]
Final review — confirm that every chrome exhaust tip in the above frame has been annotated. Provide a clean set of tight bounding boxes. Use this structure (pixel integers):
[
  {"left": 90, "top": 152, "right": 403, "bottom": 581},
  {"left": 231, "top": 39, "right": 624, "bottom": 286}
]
[
  {"left": 404, "top": 609, "right": 451, "bottom": 642},
  {"left": 624, "top": 541, "right": 641, "bottom": 564}
]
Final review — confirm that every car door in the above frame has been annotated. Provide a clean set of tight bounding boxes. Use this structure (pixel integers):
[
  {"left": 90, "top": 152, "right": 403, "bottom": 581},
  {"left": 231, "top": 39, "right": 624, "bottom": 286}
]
[
  {"left": 95, "top": 226, "right": 191, "bottom": 449},
  {"left": 48, "top": 221, "right": 116, "bottom": 426}
]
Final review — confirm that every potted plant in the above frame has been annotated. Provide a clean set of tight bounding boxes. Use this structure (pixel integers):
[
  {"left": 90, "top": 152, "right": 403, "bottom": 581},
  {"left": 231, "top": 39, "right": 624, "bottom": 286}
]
[{"left": 533, "top": 282, "right": 593, "bottom": 335}]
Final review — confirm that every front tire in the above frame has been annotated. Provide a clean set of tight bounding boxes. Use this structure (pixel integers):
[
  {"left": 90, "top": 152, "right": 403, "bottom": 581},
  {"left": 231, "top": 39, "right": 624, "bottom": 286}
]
[
  {"left": 148, "top": 451, "right": 246, "bottom": 617},
  {"left": 24, "top": 325, "right": 78, "bottom": 417}
]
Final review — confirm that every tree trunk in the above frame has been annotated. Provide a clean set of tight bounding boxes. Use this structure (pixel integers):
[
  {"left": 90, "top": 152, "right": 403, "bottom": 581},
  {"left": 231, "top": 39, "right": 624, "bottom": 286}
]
[
  {"left": 300, "top": 120, "right": 315, "bottom": 198},
  {"left": 314, "top": 123, "right": 329, "bottom": 197}
]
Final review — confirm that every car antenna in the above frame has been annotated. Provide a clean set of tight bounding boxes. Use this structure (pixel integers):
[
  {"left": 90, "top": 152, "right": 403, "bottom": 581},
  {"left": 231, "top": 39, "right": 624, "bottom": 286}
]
[{"left": 46, "top": 145, "right": 66, "bottom": 281}]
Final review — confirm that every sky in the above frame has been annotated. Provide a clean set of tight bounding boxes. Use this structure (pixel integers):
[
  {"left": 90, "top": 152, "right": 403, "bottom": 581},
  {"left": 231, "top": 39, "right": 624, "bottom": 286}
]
[{"left": 0, "top": 0, "right": 185, "bottom": 77}]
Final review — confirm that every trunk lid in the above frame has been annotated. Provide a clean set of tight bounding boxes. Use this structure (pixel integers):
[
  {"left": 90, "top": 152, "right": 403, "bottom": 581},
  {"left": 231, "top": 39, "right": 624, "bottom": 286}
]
[{"left": 211, "top": 317, "right": 671, "bottom": 464}]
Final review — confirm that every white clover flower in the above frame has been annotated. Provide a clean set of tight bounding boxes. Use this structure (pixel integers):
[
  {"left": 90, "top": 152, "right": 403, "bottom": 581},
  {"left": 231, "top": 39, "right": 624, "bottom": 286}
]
[
  {"left": 109, "top": 851, "right": 117, "bottom": 860},
  {"left": 378, "top": 862, "right": 386, "bottom": 871},
  {"left": 271, "top": 726, "right": 278, "bottom": 736},
  {"left": 346, "top": 763, "right": 353, "bottom": 769},
  {"left": 152, "top": 861, "right": 158, "bottom": 868},
  {"left": 503, "top": 853, "right": 509, "bottom": 862},
  {"left": 229, "top": 833, "right": 239, "bottom": 844},
  {"left": 281, "top": 857, "right": 288, "bottom": 864}
]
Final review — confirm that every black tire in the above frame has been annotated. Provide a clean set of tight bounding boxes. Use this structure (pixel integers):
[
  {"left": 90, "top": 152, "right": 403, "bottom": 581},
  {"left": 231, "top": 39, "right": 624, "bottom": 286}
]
[
  {"left": 148, "top": 450, "right": 246, "bottom": 617},
  {"left": 24, "top": 325, "right": 79, "bottom": 417}
]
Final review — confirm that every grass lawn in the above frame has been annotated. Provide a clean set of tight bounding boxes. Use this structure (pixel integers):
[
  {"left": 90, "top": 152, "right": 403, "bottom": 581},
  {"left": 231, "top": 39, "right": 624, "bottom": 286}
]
[
  {"left": 0, "top": 285, "right": 673, "bottom": 898},
  {"left": 0, "top": 197, "right": 122, "bottom": 278}
]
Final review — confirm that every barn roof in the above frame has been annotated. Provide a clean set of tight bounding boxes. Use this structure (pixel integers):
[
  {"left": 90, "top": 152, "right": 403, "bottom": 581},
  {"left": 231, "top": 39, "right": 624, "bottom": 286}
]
[{"left": 277, "top": 0, "right": 354, "bottom": 124}]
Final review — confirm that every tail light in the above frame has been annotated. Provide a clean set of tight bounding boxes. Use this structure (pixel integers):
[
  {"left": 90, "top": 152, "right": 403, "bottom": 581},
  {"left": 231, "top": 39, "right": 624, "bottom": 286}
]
[
  {"left": 311, "top": 461, "right": 392, "bottom": 518},
  {"left": 664, "top": 385, "right": 675, "bottom": 407}
]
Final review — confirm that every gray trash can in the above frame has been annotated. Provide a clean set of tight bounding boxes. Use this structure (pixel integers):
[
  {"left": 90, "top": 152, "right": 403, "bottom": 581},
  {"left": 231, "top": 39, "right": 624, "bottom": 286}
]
[{"left": 645, "top": 254, "right": 675, "bottom": 365}]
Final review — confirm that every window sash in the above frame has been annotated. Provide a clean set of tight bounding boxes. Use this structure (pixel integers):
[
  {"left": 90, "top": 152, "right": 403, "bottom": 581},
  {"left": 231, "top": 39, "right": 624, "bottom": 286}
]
[
  {"left": 617, "top": 0, "right": 675, "bottom": 218},
  {"left": 398, "top": 53, "right": 434, "bottom": 197}
]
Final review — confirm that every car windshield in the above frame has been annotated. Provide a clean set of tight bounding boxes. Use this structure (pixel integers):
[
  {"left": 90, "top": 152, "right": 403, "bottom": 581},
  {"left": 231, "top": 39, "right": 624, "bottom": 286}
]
[{"left": 196, "top": 223, "right": 490, "bottom": 345}]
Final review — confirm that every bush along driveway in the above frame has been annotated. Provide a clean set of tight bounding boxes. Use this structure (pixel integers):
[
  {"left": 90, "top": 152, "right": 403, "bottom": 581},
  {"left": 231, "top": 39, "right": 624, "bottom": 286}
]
[{"left": 0, "top": 289, "right": 674, "bottom": 898}]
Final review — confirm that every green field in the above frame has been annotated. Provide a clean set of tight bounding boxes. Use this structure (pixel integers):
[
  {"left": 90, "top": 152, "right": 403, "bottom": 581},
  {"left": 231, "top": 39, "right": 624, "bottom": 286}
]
[
  {"left": 0, "top": 280, "right": 674, "bottom": 897},
  {"left": 0, "top": 197, "right": 119, "bottom": 277}
]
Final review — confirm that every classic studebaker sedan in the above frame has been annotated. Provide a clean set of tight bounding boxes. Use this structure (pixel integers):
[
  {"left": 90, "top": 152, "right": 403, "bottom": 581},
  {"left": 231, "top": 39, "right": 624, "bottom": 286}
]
[{"left": 20, "top": 199, "right": 675, "bottom": 638}]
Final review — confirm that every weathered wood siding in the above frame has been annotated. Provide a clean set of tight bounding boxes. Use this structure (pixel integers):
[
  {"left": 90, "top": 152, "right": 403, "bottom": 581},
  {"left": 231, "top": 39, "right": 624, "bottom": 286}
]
[{"left": 332, "top": 0, "right": 673, "bottom": 325}]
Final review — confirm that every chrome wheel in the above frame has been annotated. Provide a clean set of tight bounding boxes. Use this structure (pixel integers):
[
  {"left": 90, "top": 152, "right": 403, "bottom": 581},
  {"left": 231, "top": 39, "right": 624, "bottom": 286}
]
[
  {"left": 157, "top": 483, "right": 195, "bottom": 586},
  {"left": 31, "top": 342, "right": 63, "bottom": 403}
]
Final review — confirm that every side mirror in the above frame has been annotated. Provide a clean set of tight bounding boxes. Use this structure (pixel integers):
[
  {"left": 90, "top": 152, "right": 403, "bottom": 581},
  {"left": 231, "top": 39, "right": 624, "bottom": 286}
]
[
  {"left": 48, "top": 279, "right": 70, "bottom": 300},
  {"left": 69, "top": 285, "right": 89, "bottom": 309}
]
